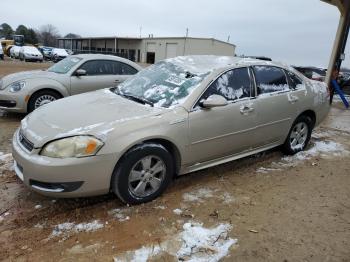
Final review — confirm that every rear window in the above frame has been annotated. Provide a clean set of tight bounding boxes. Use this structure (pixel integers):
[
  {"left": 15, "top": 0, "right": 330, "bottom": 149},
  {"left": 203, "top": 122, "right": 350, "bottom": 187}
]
[{"left": 253, "top": 66, "right": 289, "bottom": 94}]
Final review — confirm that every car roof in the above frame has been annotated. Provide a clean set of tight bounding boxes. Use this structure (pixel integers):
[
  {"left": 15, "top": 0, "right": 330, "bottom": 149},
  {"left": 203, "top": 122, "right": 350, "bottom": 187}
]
[
  {"left": 163, "top": 55, "right": 290, "bottom": 75},
  {"left": 71, "top": 53, "right": 142, "bottom": 68}
]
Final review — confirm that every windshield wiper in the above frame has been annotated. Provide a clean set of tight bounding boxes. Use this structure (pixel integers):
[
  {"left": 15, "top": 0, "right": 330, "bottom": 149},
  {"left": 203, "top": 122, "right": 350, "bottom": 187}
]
[{"left": 111, "top": 87, "right": 154, "bottom": 107}]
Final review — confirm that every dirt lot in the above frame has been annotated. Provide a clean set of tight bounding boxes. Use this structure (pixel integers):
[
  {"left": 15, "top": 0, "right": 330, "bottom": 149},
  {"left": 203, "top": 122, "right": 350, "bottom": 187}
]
[{"left": 0, "top": 59, "right": 350, "bottom": 262}]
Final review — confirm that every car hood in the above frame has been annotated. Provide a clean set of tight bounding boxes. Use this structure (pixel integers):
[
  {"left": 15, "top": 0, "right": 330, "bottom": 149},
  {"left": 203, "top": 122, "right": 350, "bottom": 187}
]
[
  {"left": 20, "top": 89, "right": 167, "bottom": 147},
  {"left": 1, "top": 70, "right": 61, "bottom": 87}
]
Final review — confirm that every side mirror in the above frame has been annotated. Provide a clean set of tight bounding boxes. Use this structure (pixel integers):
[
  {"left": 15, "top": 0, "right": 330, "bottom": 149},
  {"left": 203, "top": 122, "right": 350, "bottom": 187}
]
[
  {"left": 201, "top": 94, "right": 228, "bottom": 108},
  {"left": 75, "top": 69, "right": 87, "bottom": 77}
]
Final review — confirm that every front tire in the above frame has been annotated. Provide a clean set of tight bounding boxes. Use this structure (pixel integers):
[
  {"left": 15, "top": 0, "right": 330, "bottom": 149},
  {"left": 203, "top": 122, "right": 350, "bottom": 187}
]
[
  {"left": 111, "top": 143, "right": 174, "bottom": 205},
  {"left": 282, "top": 115, "right": 312, "bottom": 155},
  {"left": 28, "top": 90, "right": 61, "bottom": 113}
]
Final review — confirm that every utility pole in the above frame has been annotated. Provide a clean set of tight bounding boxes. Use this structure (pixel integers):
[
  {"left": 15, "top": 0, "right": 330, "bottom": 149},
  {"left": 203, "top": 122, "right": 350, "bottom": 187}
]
[
  {"left": 227, "top": 35, "right": 230, "bottom": 42},
  {"left": 183, "top": 28, "right": 188, "bottom": 55},
  {"left": 139, "top": 26, "right": 142, "bottom": 38}
]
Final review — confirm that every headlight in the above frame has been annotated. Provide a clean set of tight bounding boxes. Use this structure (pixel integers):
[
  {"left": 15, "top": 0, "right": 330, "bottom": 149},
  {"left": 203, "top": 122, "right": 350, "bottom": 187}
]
[
  {"left": 40, "top": 136, "right": 104, "bottom": 158},
  {"left": 9, "top": 81, "right": 26, "bottom": 92}
]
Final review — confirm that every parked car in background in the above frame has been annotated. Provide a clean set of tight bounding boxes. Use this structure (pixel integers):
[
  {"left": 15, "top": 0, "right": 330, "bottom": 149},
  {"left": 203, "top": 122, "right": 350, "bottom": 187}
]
[
  {"left": 10, "top": 45, "right": 21, "bottom": 59},
  {"left": 66, "top": 49, "right": 74, "bottom": 55},
  {"left": 11, "top": 56, "right": 330, "bottom": 204},
  {"left": 39, "top": 46, "right": 53, "bottom": 60},
  {"left": 19, "top": 46, "right": 43, "bottom": 62},
  {"left": 293, "top": 66, "right": 326, "bottom": 81},
  {"left": 0, "top": 47, "right": 4, "bottom": 60},
  {"left": 51, "top": 48, "right": 69, "bottom": 62},
  {"left": 0, "top": 54, "right": 142, "bottom": 112}
]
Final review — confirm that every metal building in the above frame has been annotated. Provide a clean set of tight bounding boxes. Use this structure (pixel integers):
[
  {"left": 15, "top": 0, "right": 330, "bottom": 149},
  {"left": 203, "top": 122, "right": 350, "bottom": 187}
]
[{"left": 57, "top": 36, "right": 235, "bottom": 64}]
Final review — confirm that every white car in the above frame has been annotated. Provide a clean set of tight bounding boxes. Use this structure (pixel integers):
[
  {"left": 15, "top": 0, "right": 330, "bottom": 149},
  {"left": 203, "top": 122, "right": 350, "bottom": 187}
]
[
  {"left": 19, "top": 46, "right": 43, "bottom": 62},
  {"left": 0, "top": 47, "right": 4, "bottom": 60},
  {"left": 51, "top": 48, "right": 69, "bottom": 62},
  {"left": 10, "top": 46, "right": 21, "bottom": 59}
]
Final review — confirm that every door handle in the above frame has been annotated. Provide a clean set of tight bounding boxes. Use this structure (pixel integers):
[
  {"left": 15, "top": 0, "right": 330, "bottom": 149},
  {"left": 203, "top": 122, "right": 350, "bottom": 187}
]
[
  {"left": 240, "top": 106, "right": 254, "bottom": 114},
  {"left": 288, "top": 95, "right": 299, "bottom": 103},
  {"left": 114, "top": 79, "right": 121, "bottom": 83}
]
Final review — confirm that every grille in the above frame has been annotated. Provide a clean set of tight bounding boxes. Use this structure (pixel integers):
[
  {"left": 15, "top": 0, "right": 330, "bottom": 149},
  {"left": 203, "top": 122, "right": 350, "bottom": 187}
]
[{"left": 18, "top": 130, "right": 34, "bottom": 152}]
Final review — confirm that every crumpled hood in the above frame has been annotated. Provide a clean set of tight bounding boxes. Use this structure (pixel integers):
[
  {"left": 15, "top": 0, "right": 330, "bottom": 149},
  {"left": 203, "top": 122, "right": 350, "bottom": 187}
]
[
  {"left": 1, "top": 70, "right": 60, "bottom": 87},
  {"left": 20, "top": 89, "right": 166, "bottom": 147}
]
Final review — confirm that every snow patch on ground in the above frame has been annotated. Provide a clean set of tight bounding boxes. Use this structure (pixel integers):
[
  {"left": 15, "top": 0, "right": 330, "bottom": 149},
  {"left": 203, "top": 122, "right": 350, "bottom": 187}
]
[
  {"left": 256, "top": 137, "right": 348, "bottom": 174},
  {"left": 183, "top": 188, "right": 214, "bottom": 202},
  {"left": 0, "top": 152, "right": 14, "bottom": 175},
  {"left": 0, "top": 212, "right": 10, "bottom": 222},
  {"left": 114, "top": 222, "right": 237, "bottom": 262},
  {"left": 256, "top": 167, "right": 282, "bottom": 174},
  {"left": 51, "top": 220, "right": 104, "bottom": 239},
  {"left": 108, "top": 208, "right": 130, "bottom": 222},
  {"left": 177, "top": 222, "right": 237, "bottom": 261},
  {"left": 173, "top": 209, "right": 183, "bottom": 215},
  {"left": 283, "top": 140, "right": 347, "bottom": 162}
]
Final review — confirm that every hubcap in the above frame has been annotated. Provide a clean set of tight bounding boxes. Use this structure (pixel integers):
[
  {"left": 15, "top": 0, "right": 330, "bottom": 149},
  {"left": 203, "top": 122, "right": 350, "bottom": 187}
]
[
  {"left": 34, "top": 95, "right": 56, "bottom": 109},
  {"left": 290, "top": 122, "right": 308, "bottom": 150},
  {"left": 128, "top": 155, "right": 166, "bottom": 198}
]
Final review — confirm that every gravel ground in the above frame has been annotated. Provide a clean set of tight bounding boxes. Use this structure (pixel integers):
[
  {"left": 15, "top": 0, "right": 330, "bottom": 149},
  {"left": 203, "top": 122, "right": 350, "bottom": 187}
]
[{"left": 0, "top": 59, "right": 349, "bottom": 261}]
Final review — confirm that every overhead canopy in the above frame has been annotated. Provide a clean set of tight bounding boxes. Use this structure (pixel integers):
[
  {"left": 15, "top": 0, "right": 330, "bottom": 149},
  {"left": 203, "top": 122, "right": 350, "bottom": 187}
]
[{"left": 321, "top": 0, "right": 349, "bottom": 14}]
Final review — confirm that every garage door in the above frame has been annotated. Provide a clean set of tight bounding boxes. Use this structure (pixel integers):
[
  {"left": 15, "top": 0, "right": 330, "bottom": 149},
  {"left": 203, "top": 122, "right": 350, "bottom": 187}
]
[{"left": 166, "top": 43, "right": 178, "bottom": 58}]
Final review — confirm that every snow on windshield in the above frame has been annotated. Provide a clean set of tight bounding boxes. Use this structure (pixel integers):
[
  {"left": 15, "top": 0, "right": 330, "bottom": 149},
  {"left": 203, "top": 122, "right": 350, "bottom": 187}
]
[{"left": 118, "top": 60, "right": 209, "bottom": 108}]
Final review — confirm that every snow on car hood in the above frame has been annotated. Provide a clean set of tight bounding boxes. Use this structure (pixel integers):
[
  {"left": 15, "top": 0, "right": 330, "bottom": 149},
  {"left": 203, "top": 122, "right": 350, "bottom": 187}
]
[
  {"left": 20, "top": 89, "right": 166, "bottom": 147},
  {"left": 1, "top": 70, "right": 61, "bottom": 88}
]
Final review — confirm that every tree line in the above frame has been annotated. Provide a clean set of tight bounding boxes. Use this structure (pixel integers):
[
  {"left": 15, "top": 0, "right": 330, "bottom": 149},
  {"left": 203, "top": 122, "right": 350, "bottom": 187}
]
[{"left": 0, "top": 23, "right": 81, "bottom": 47}]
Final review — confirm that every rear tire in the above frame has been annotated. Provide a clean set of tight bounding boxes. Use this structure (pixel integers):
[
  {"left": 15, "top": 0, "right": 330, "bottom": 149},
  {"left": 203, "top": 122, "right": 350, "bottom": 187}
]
[
  {"left": 111, "top": 143, "right": 174, "bottom": 205},
  {"left": 282, "top": 115, "right": 312, "bottom": 155},
  {"left": 28, "top": 90, "right": 61, "bottom": 113}
]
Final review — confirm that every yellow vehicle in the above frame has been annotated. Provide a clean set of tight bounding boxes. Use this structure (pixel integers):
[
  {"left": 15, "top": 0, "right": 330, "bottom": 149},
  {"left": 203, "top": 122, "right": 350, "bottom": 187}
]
[{"left": 1, "top": 35, "right": 24, "bottom": 56}]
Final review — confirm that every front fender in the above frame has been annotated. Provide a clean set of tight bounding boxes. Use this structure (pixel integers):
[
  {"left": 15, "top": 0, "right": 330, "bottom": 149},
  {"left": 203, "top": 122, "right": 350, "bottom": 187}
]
[{"left": 25, "top": 78, "right": 69, "bottom": 98}]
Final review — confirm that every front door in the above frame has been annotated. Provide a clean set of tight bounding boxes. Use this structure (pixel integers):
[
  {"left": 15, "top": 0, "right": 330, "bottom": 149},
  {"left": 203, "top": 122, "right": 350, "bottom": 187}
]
[{"left": 187, "top": 67, "right": 258, "bottom": 165}]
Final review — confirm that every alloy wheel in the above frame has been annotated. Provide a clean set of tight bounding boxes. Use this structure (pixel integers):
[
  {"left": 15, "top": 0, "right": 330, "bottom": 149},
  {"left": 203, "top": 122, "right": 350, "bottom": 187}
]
[
  {"left": 128, "top": 155, "right": 166, "bottom": 198},
  {"left": 290, "top": 122, "right": 308, "bottom": 151}
]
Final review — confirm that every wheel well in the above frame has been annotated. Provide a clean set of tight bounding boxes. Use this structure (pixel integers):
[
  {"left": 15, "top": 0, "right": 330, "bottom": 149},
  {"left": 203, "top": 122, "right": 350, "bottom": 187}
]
[
  {"left": 299, "top": 110, "right": 316, "bottom": 129},
  {"left": 143, "top": 139, "right": 182, "bottom": 176},
  {"left": 28, "top": 88, "right": 63, "bottom": 110}
]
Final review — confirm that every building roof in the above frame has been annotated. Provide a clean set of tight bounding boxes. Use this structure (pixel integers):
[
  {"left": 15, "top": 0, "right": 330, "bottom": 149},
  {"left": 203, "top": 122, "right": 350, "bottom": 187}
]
[{"left": 57, "top": 36, "right": 235, "bottom": 47}]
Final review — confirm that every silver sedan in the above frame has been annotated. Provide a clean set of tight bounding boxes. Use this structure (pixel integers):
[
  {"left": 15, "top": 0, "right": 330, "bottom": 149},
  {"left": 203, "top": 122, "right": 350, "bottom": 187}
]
[
  {"left": 12, "top": 56, "right": 330, "bottom": 204},
  {"left": 0, "top": 54, "right": 142, "bottom": 113}
]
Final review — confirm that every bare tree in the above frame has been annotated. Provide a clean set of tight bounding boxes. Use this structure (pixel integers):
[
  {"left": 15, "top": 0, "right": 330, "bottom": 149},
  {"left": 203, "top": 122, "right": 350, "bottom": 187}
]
[{"left": 37, "top": 24, "right": 60, "bottom": 47}]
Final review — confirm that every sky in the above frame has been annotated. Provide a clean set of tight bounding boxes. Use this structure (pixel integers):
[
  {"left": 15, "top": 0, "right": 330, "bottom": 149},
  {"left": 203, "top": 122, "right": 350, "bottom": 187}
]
[{"left": 2, "top": 0, "right": 348, "bottom": 68}]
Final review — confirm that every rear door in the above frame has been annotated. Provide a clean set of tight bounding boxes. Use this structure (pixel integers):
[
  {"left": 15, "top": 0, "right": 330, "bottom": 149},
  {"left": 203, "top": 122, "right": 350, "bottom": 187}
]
[
  {"left": 252, "top": 66, "right": 300, "bottom": 146},
  {"left": 187, "top": 67, "right": 258, "bottom": 164}
]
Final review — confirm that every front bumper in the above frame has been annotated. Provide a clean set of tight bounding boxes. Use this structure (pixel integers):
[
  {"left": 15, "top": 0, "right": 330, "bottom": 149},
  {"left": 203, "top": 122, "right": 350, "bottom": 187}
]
[
  {"left": 0, "top": 89, "right": 27, "bottom": 113},
  {"left": 12, "top": 129, "right": 117, "bottom": 198},
  {"left": 24, "top": 54, "right": 43, "bottom": 61}
]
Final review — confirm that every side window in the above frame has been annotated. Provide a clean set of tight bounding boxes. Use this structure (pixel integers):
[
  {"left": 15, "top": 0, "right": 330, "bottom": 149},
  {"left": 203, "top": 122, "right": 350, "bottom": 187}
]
[
  {"left": 200, "top": 68, "right": 251, "bottom": 102},
  {"left": 79, "top": 60, "right": 114, "bottom": 76},
  {"left": 286, "top": 71, "right": 303, "bottom": 89},
  {"left": 113, "top": 62, "right": 138, "bottom": 75},
  {"left": 253, "top": 66, "right": 289, "bottom": 94}
]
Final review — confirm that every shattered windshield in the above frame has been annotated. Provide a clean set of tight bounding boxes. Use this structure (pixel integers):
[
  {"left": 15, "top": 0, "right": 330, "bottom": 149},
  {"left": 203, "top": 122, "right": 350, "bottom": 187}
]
[{"left": 116, "top": 61, "right": 209, "bottom": 108}]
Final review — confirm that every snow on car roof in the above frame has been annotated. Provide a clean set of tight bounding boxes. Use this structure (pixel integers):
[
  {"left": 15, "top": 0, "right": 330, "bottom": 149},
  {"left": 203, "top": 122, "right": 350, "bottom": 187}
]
[
  {"left": 164, "top": 56, "right": 241, "bottom": 74},
  {"left": 163, "top": 55, "right": 284, "bottom": 75}
]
